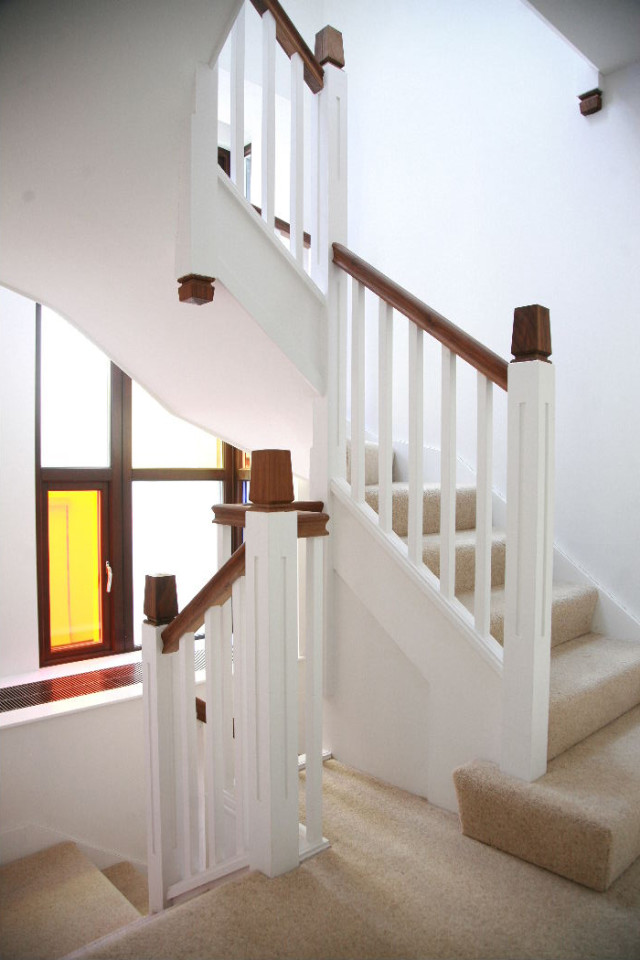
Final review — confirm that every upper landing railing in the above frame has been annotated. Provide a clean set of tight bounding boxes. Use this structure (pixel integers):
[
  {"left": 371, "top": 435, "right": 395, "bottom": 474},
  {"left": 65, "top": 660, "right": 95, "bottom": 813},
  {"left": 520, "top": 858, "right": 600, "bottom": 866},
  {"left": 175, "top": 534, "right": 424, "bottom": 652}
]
[{"left": 330, "top": 243, "right": 555, "bottom": 785}]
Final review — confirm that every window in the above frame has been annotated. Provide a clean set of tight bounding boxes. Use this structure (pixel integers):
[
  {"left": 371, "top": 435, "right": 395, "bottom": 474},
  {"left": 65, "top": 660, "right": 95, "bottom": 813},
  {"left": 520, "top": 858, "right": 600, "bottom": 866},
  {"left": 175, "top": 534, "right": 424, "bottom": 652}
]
[{"left": 36, "top": 307, "right": 246, "bottom": 666}]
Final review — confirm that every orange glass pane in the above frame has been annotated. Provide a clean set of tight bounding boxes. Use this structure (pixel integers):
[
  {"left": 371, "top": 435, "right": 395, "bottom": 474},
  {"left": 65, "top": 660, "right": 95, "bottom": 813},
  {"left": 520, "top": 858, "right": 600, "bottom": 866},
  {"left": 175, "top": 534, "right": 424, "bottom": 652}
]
[{"left": 48, "top": 490, "right": 103, "bottom": 648}]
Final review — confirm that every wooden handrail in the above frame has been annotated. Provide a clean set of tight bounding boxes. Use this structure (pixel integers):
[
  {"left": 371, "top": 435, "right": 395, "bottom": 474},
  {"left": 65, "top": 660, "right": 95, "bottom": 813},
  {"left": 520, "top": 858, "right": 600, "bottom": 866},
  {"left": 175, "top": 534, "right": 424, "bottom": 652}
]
[
  {"left": 332, "top": 243, "right": 509, "bottom": 391},
  {"left": 251, "top": 204, "right": 311, "bottom": 248},
  {"left": 161, "top": 544, "right": 246, "bottom": 654},
  {"left": 249, "top": 0, "right": 324, "bottom": 93}
]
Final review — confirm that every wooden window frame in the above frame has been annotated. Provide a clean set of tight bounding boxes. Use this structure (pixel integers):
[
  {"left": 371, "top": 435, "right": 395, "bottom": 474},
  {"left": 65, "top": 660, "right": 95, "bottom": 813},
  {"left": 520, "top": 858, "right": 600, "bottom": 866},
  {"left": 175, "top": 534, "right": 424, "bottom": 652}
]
[{"left": 35, "top": 306, "right": 248, "bottom": 667}]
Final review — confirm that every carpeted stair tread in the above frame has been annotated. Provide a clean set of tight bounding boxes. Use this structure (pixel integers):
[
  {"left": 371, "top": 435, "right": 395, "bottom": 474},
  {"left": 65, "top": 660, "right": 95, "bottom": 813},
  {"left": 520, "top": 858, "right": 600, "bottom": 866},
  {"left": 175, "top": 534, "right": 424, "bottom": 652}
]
[
  {"left": 457, "top": 581, "right": 598, "bottom": 647},
  {"left": 549, "top": 632, "right": 640, "bottom": 760},
  {"left": 454, "top": 702, "right": 640, "bottom": 891},
  {"left": 397, "top": 528, "right": 505, "bottom": 593},
  {"left": 102, "top": 861, "right": 149, "bottom": 916},
  {"left": 365, "top": 481, "right": 477, "bottom": 537},
  {"left": 0, "top": 842, "right": 141, "bottom": 960}
]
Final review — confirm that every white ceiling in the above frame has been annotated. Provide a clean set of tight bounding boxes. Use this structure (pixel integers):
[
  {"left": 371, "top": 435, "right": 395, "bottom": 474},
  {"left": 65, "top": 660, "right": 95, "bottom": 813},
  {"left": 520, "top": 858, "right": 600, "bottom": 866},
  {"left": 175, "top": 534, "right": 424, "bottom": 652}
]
[{"left": 523, "top": 0, "right": 640, "bottom": 75}]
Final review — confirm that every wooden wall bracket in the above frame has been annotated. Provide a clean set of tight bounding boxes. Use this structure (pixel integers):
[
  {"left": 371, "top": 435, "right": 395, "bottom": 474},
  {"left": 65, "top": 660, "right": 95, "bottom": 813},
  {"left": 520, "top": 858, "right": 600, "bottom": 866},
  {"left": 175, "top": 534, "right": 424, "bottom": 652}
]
[
  {"left": 177, "top": 274, "right": 215, "bottom": 305},
  {"left": 578, "top": 88, "right": 602, "bottom": 117}
]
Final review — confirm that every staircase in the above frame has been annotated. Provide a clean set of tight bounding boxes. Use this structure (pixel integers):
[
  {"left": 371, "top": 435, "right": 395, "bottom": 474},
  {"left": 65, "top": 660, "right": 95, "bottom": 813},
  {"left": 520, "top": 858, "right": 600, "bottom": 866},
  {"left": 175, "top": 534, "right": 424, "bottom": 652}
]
[
  {"left": 349, "top": 438, "right": 640, "bottom": 891},
  {"left": 0, "top": 843, "right": 148, "bottom": 960}
]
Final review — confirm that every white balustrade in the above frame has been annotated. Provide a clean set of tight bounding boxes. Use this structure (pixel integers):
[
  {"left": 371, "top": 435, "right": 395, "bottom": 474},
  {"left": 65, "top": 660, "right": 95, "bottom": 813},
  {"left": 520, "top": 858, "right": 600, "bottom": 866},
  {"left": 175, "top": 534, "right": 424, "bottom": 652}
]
[
  {"left": 439, "top": 347, "right": 457, "bottom": 599},
  {"left": 230, "top": 5, "right": 246, "bottom": 190},
  {"left": 261, "top": 10, "right": 276, "bottom": 230},
  {"left": 290, "top": 52, "right": 305, "bottom": 265},
  {"left": 350, "top": 280, "right": 366, "bottom": 504},
  {"left": 407, "top": 323, "right": 424, "bottom": 565},
  {"left": 377, "top": 299, "right": 394, "bottom": 534},
  {"left": 474, "top": 373, "right": 493, "bottom": 637}
]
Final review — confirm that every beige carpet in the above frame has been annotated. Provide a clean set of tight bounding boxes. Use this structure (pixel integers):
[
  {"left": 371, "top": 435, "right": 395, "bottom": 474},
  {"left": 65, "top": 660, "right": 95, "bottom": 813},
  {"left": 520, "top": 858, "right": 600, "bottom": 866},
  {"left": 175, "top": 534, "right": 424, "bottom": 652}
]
[
  {"left": 0, "top": 842, "right": 140, "bottom": 960},
  {"left": 72, "top": 761, "right": 640, "bottom": 960}
]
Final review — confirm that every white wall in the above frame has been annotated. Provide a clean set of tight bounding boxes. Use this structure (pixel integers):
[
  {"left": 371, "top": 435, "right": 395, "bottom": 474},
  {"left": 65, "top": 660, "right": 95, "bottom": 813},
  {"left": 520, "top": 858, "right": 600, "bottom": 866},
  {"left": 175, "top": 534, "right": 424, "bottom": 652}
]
[
  {"left": 0, "top": 697, "right": 147, "bottom": 868},
  {"left": 289, "top": 0, "right": 640, "bottom": 620},
  {"left": 0, "top": 289, "right": 39, "bottom": 677}
]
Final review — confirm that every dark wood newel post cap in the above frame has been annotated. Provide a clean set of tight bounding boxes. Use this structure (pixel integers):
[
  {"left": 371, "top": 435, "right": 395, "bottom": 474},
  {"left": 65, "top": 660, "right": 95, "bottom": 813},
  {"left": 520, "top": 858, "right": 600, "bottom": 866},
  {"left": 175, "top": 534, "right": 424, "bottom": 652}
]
[
  {"left": 249, "top": 449, "right": 295, "bottom": 506},
  {"left": 177, "top": 274, "right": 215, "bottom": 305},
  {"left": 144, "top": 574, "right": 178, "bottom": 625},
  {"left": 511, "top": 305, "right": 552, "bottom": 363},
  {"left": 315, "top": 26, "right": 345, "bottom": 69}
]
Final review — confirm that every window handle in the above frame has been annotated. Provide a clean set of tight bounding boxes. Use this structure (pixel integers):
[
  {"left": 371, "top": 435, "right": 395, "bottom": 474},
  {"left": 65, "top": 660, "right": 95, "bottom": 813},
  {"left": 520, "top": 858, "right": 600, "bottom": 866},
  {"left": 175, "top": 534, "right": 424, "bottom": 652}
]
[{"left": 106, "top": 561, "right": 113, "bottom": 594}]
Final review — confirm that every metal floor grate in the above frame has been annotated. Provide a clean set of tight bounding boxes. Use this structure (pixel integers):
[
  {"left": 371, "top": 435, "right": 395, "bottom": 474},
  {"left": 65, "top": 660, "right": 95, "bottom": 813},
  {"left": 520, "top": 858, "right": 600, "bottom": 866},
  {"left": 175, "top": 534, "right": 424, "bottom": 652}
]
[{"left": 0, "top": 649, "right": 207, "bottom": 713}]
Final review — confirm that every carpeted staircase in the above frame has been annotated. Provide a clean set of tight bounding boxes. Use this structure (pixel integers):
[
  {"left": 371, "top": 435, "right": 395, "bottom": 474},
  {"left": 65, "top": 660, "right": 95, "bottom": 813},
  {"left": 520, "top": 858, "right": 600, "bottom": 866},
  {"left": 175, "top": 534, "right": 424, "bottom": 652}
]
[
  {"left": 0, "top": 842, "right": 148, "bottom": 960},
  {"left": 350, "top": 440, "right": 640, "bottom": 891}
]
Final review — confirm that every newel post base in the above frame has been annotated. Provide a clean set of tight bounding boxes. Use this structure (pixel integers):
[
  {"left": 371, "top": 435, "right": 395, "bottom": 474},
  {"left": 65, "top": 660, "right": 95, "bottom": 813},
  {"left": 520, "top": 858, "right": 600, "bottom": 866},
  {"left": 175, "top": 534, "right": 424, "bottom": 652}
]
[
  {"left": 501, "top": 306, "right": 555, "bottom": 782},
  {"left": 244, "top": 509, "right": 300, "bottom": 877}
]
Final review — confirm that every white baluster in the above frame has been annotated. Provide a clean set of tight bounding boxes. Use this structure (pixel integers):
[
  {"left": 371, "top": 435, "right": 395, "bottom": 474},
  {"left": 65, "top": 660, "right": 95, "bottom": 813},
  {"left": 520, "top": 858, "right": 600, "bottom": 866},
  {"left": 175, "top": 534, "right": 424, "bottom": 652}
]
[
  {"left": 408, "top": 323, "right": 424, "bottom": 564},
  {"left": 244, "top": 511, "right": 300, "bottom": 877},
  {"left": 378, "top": 300, "right": 394, "bottom": 534},
  {"left": 175, "top": 632, "right": 201, "bottom": 877},
  {"left": 302, "top": 536, "right": 328, "bottom": 858},
  {"left": 475, "top": 373, "right": 493, "bottom": 637},
  {"left": 261, "top": 10, "right": 276, "bottom": 230},
  {"left": 232, "top": 576, "right": 249, "bottom": 857},
  {"left": 204, "top": 607, "right": 227, "bottom": 866},
  {"left": 290, "top": 52, "right": 304, "bottom": 264},
  {"left": 230, "top": 4, "right": 245, "bottom": 191},
  {"left": 350, "top": 280, "right": 365, "bottom": 502},
  {"left": 440, "top": 347, "right": 457, "bottom": 598},
  {"left": 502, "top": 358, "right": 555, "bottom": 782},
  {"left": 217, "top": 524, "right": 232, "bottom": 569}
]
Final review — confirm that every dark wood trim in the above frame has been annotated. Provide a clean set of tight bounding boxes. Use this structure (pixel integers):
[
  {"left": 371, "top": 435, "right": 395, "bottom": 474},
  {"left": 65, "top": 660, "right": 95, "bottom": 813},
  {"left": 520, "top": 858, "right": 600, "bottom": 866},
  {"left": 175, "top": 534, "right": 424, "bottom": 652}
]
[
  {"left": 35, "top": 305, "right": 47, "bottom": 667},
  {"left": 212, "top": 500, "right": 325, "bottom": 528},
  {"left": 332, "top": 243, "right": 510, "bottom": 392},
  {"left": 162, "top": 544, "right": 247, "bottom": 653},
  {"left": 144, "top": 574, "right": 178, "bottom": 625},
  {"left": 251, "top": 204, "right": 311, "bottom": 248},
  {"left": 315, "top": 26, "right": 345, "bottom": 69},
  {"left": 511, "top": 305, "right": 552, "bottom": 363},
  {"left": 131, "top": 468, "right": 226, "bottom": 482},
  {"left": 579, "top": 88, "right": 602, "bottom": 116},
  {"left": 249, "top": 0, "right": 324, "bottom": 93},
  {"left": 41, "top": 467, "right": 112, "bottom": 483},
  {"left": 111, "top": 366, "right": 134, "bottom": 650},
  {"left": 177, "top": 274, "right": 215, "bottom": 306},
  {"left": 196, "top": 696, "right": 207, "bottom": 723}
]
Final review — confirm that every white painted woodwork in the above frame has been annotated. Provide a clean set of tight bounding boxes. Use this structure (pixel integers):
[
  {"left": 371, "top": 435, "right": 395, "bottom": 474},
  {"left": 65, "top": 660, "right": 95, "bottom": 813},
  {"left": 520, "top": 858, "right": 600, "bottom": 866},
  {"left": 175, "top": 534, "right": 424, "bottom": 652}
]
[
  {"left": 378, "top": 300, "right": 394, "bottom": 534},
  {"left": 217, "top": 524, "right": 232, "bottom": 569},
  {"left": 204, "top": 606, "right": 227, "bottom": 866},
  {"left": 142, "top": 621, "right": 179, "bottom": 913},
  {"left": 311, "top": 64, "right": 348, "bottom": 294},
  {"left": 177, "top": 62, "right": 219, "bottom": 279},
  {"left": 261, "top": 10, "right": 276, "bottom": 230},
  {"left": 230, "top": 5, "right": 245, "bottom": 191},
  {"left": 232, "top": 576, "right": 249, "bottom": 857},
  {"left": 290, "top": 53, "right": 304, "bottom": 265},
  {"left": 175, "top": 633, "right": 200, "bottom": 877},
  {"left": 350, "top": 280, "right": 366, "bottom": 503},
  {"left": 407, "top": 323, "right": 424, "bottom": 565},
  {"left": 244, "top": 510, "right": 300, "bottom": 877},
  {"left": 302, "top": 536, "right": 327, "bottom": 855},
  {"left": 474, "top": 373, "right": 493, "bottom": 637},
  {"left": 439, "top": 348, "right": 457, "bottom": 599},
  {"left": 502, "top": 359, "right": 555, "bottom": 782}
]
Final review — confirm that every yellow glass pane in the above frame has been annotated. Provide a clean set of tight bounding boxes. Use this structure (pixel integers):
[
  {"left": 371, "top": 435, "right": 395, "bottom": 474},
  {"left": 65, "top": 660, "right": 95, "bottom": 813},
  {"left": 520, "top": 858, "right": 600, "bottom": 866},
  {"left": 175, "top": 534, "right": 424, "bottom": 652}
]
[{"left": 48, "top": 490, "right": 103, "bottom": 648}]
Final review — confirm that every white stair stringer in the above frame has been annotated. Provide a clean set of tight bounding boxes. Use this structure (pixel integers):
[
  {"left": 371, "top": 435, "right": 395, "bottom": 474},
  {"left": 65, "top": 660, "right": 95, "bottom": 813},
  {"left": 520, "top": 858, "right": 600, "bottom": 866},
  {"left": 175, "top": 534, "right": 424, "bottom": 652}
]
[
  {"left": 216, "top": 172, "right": 327, "bottom": 394},
  {"left": 329, "top": 478, "right": 503, "bottom": 813}
]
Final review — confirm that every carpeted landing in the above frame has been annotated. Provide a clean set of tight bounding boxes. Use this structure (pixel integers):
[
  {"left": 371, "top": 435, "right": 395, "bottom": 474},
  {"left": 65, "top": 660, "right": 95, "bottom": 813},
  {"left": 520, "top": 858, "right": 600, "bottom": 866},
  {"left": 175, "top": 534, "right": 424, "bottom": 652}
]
[
  {"left": 51, "top": 762, "right": 640, "bottom": 960},
  {"left": 353, "top": 440, "right": 640, "bottom": 891},
  {"left": 0, "top": 842, "right": 144, "bottom": 960}
]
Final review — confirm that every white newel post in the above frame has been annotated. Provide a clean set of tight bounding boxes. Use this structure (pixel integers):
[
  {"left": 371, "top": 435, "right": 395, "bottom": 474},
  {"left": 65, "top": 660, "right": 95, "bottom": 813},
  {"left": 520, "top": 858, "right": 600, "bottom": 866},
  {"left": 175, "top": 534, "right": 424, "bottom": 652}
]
[
  {"left": 244, "top": 508, "right": 301, "bottom": 877},
  {"left": 310, "top": 26, "right": 348, "bottom": 499},
  {"left": 176, "top": 61, "right": 218, "bottom": 305},
  {"left": 142, "top": 575, "right": 180, "bottom": 913},
  {"left": 502, "top": 306, "right": 555, "bottom": 782}
]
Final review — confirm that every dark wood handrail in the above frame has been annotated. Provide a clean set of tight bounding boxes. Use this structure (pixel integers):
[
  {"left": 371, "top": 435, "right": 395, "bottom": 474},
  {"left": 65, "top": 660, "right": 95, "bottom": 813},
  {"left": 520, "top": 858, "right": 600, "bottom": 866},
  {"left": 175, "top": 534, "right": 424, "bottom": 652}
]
[
  {"left": 161, "top": 544, "right": 246, "bottom": 654},
  {"left": 250, "top": 0, "right": 324, "bottom": 93},
  {"left": 332, "top": 243, "right": 509, "bottom": 391},
  {"left": 251, "top": 204, "right": 311, "bottom": 248}
]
